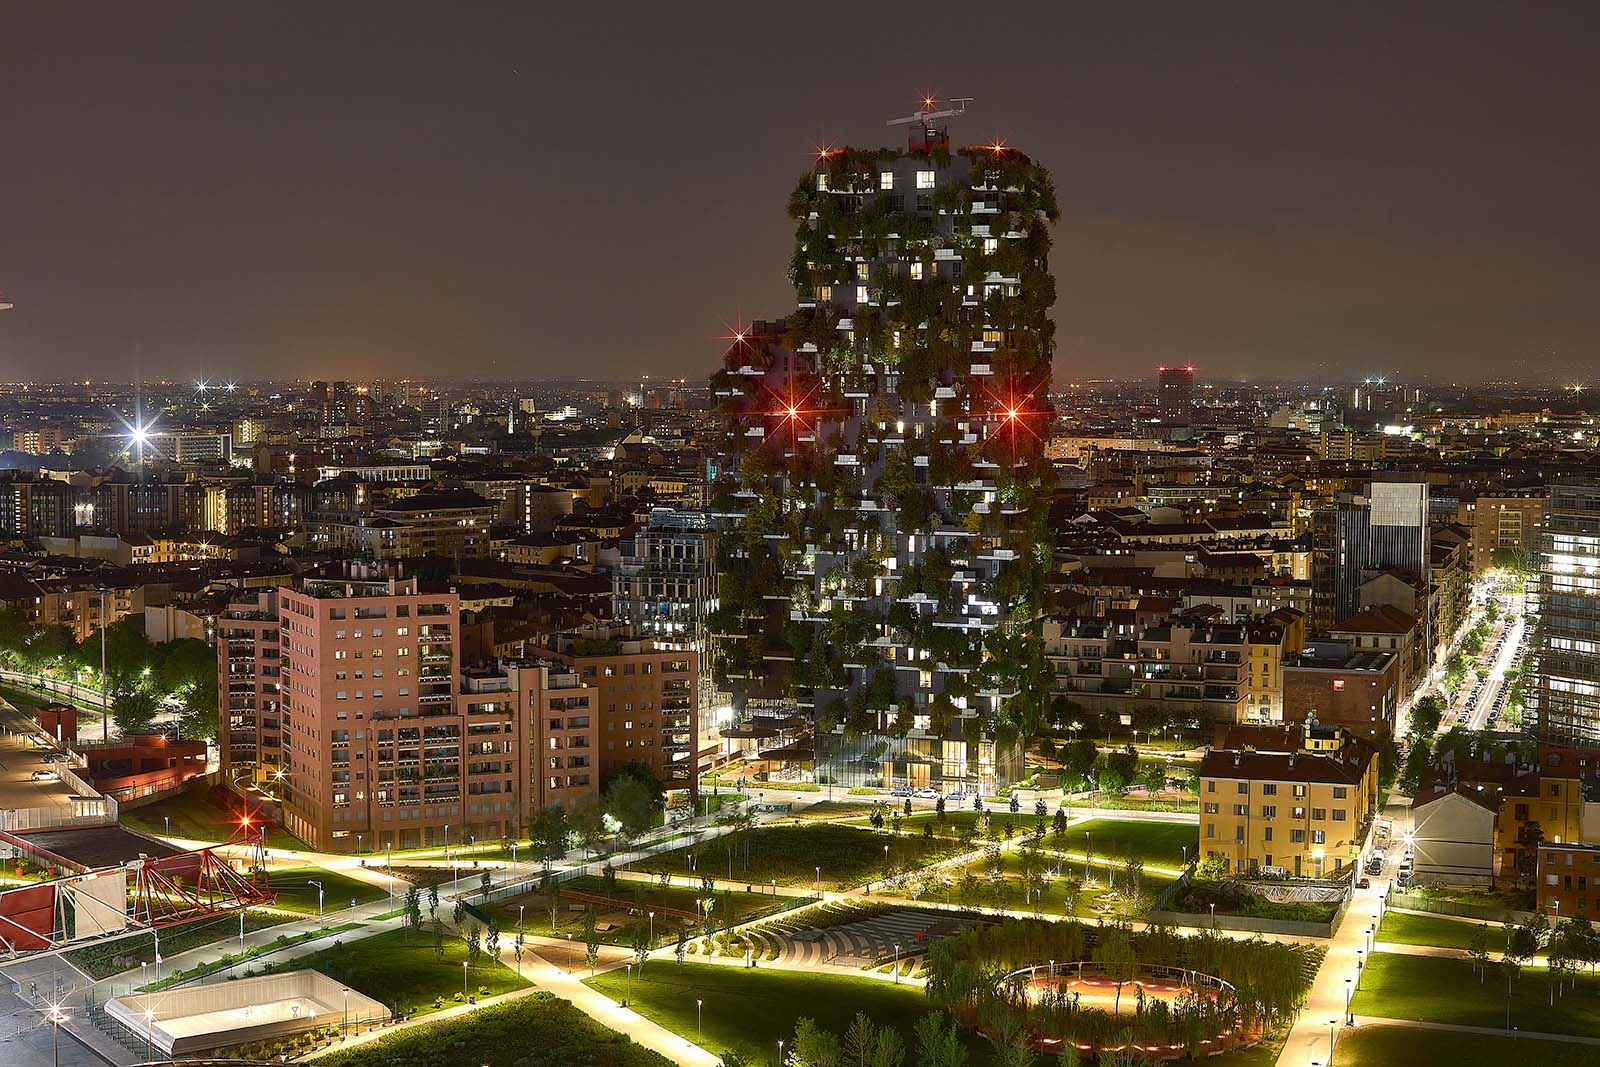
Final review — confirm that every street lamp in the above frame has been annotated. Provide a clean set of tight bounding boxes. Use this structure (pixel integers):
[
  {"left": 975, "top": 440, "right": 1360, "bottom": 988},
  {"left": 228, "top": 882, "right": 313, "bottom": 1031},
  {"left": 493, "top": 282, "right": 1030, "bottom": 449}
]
[
  {"left": 48, "top": 1003, "right": 64, "bottom": 1067},
  {"left": 309, "top": 879, "right": 325, "bottom": 925},
  {"left": 649, "top": 910, "right": 656, "bottom": 948},
  {"left": 1210, "top": 902, "right": 1216, "bottom": 931},
  {"left": 1344, "top": 978, "right": 1353, "bottom": 1024},
  {"left": 144, "top": 1009, "right": 156, "bottom": 1058},
  {"left": 815, "top": 866, "right": 821, "bottom": 896},
  {"left": 894, "top": 942, "right": 901, "bottom": 983},
  {"left": 463, "top": 960, "right": 469, "bottom": 998},
  {"left": 1327, "top": 1019, "right": 1337, "bottom": 1061},
  {"left": 697, "top": 998, "right": 703, "bottom": 1038},
  {"left": 519, "top": 904, "right": 526, "bottom": 932}
]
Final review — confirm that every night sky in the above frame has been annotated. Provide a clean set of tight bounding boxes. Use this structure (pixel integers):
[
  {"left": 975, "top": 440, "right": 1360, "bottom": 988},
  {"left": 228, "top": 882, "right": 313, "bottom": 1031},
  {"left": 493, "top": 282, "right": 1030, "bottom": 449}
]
[{"left": 2, "top": 3, "right": 1596, "bottom": 384}]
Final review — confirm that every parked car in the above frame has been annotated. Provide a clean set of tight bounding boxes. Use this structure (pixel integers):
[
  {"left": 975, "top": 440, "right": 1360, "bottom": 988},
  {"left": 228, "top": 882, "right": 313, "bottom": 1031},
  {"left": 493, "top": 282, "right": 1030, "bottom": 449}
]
[
  {"left": 29, "top": 770, "right": 57, "bottom": 782},
  {"left": 889, "top": 787, "right": 912, "bottom": 798},
  {"left": 913, "top": 787, "right": 939, "bottom": 800},
  {"left": 1357, "top": 877, "right": 1371, "bottom": 889}
]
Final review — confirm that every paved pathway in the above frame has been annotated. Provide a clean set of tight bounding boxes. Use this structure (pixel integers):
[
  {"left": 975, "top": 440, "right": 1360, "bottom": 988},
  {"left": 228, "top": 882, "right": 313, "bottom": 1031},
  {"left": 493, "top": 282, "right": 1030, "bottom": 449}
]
[{"left": 1350, "top": 1015, "right": 1600, "bottom": 1047}]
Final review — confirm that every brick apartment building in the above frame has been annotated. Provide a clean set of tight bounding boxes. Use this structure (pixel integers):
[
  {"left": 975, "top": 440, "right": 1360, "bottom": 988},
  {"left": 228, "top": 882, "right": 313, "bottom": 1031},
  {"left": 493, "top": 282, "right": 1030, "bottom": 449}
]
[{"left": 220, "top": 570, "right": 695, "bottom": 852}]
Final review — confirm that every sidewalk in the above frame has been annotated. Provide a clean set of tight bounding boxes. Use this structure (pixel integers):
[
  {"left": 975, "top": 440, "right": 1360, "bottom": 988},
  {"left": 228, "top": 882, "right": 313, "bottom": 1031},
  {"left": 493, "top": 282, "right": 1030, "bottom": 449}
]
[{"left": 1349, "top": 1015, "right": 1600, "bottom": 1047}]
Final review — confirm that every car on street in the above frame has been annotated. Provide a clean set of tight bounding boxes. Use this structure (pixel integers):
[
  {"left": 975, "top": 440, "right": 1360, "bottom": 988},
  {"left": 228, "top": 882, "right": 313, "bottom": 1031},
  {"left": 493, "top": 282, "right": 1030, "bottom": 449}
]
[{"left": 29, "top": 770, "right": 57, "bottom": 782}]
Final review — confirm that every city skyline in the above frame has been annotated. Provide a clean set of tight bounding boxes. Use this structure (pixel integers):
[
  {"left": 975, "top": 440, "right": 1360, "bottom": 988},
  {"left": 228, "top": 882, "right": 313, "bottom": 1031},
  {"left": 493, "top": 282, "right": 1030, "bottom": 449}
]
[{"left": 3, "top": 4, "right": 1598, "bottom": 384}]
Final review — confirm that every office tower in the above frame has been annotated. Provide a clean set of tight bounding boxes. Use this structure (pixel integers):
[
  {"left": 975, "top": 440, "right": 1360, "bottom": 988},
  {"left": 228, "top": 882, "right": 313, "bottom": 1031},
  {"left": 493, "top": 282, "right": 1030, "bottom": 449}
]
[
  {"left": 1327, "top": 482, "right": 1430, "bottom": 625},
  {"left": 709, "top": 103, "right": 1057, "bottom": 792},
  {"left": 1157, "top": 364, "right": 1195, "bottom": 423},
  {"left": 612, "top": 507, "right": 719, "bottom": 647},
  {"left": 1531, "top": 479, "right": 1600, "bottom": 745}
]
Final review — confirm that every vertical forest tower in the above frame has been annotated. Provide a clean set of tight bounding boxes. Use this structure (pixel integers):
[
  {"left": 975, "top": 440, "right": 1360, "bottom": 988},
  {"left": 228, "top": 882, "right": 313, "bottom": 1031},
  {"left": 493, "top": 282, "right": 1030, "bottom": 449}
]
[{"left": 710, "top": 103, "right": 1057, "bottom": 792}]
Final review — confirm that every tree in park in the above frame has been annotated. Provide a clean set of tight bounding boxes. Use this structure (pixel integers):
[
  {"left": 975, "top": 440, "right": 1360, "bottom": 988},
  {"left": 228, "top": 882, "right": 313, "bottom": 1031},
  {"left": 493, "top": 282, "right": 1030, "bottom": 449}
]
[
  {"left": 903, "top": 797, "right": 913, "bottom": 817},
  {"left": 480, "top": 869, "right": 493, "bottom": 900},
  {"left": 404, "top": 885, "right": 423, "bottom": 938},
  {"left": 675, "top": 925, "right": 687, "bottom": 966},
  {"left": 1051, "top": 808, "right": 1068, "bottom": 843},
  {"left": 453, "top": 899, "right": 467, "bottom": 925},
  {"left": 1468, "top": 922, "right": 1491, "bottom": 982},
  {"left": 604, "top": 769, "right": 659, "bottom": 842},
  {"left": 911, "top": 1011, "right": 967, "bottom": 1067},
  {"left": 432, "top": 918, "right": 446, "bottom": 961},
  {"left": 110, "top": 684, "right": 162, "bottom": 735},
  {"left": 427, "top": 882, "right": 439, "bottom": 921},
  {"left": 486, "top": 917, "right": 501, "bottom": 963},
  {"left": 972, "top": 793, "right": 983, "bottom": 812},
  {"left": 158, "top": 637, "right": 220, "bottom": 740},
  {"left": 529, "top": 804, "right": 570, "bottom": 862},
  {"left": 465, "top": 923, "right": 482, "bottom": 971},
  {"left": 1093, "top": 921, "right": 1139, "bottom": 1012},
  {"left": 568, "top": 794, "right": 608, "bottom": 855},
  {"left": 841, "top": 1012, "right": 902, "bottom": 1067},
  {"left": 513, "top": 931, "right": 525, "bottom": 974},
  {"left": 935, "top": 795, "right": 947, "bottom": 820},
  {"left": 582, "top": 906, "right": 601, "bottom": 974}
]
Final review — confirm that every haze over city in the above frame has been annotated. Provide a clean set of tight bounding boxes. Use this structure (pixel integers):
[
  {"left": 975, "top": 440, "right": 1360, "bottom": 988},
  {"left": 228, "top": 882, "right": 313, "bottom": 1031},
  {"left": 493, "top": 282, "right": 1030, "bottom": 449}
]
[{"left": 3, "top": 3, "right": 1597, "bottom": 383}]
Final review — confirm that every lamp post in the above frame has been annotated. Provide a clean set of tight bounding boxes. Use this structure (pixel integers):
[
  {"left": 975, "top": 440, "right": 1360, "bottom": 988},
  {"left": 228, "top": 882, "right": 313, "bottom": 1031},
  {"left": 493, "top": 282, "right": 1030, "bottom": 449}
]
[
  {"left": 519, "top": 904, "right": 526, "bottom": 933},
  {"left": 626, "top": 962, "right": 633, "bottom": 1003},
  {"left": 1345, "top": 977, "right": 1353, "bottom": 1024},
  {"left": 342, "top": 988, "right": 349, "bottom": 1039},
  {"left": 649, "top": 910, "right": 656, "bottom": 948},
  {"left": 697, "top": 998, "right": 703, "bottom": 1038},
  {"left": 163, "top": 815, "right": 170, "bottom": 838},
  {"left": 1209, "top": 902, "right": 1216, "bottom": 931},
  {"left": 463, "top": 960, "right": 469, "bottom": 999},
  {"left": 239, "top": 907, "right": 246, "bottom": 952},
  {"left": 144, "top": 1009, "right": 156, "bottom": 1058},
  {"left": 815, "top": 866, "right": 821, "bottom": 896},
  {"left": 48, "top": 1004, "right": 63, "bottom": 1067},
  {"left": 309, "top": 879, "right": 325, "bottom": 925},
  {"left": 778, "top": 1039, "right": 784, "bottom": 1065},
  {"left": 1084, "top": 830, "right": 1092, "bottom": 881},
  {"left": 894, "top": 943, "right": 901, "bottom": 983}
]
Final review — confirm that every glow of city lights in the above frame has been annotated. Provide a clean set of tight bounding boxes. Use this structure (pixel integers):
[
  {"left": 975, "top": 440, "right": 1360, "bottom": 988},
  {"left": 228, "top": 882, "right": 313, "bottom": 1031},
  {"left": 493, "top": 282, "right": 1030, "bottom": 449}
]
[
  {"left": 196, "top": 380, "right": 209, "bottom": 392},
  {"left": 225, "top": 381, "right": 237, "bottom": 392}
]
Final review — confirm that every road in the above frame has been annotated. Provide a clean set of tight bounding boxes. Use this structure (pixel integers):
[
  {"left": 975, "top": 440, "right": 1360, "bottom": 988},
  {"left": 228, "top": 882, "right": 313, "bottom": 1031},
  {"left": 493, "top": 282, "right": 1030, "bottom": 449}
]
[{"left": 1461, "top": 607, "right": 1526, "bottom": 732}]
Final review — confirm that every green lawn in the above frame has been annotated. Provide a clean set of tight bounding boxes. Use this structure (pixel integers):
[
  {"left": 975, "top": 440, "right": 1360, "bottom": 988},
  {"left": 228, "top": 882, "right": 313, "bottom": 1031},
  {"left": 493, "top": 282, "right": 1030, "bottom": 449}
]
[
  {"left": 491, "top": 875, "right": 810, "bottom": 946},
  {"left": 927, "top": 848, "right": 1174, "bottom": 920},
  {"left": 585, "top": 961, "right": 981, "bottom": 1064},
  {"left": 648, "top": 824, "right": 965, "bottom": 890},
  {"left": 1350, "top": 953, "right": 1600, "bottom": 1037},
  {"left": 856, "top": 809, "right": 1053, "bottom": 839},
  {"left": 309, "top": 991, "right": 674, "bottom": 1067},
  {"left": 1051, "top": 817, "right": 1196, "bottom": 870},
  {"left": 266, "top": 866, "right": 389, "bottom": 915},
  {"left": 64, "top": 910, "right": 297, "bottom": 979},
  {"left": 262, "top": 926, "right": 529, "bottom": 1016},
  {"left": 1334, "top": 1023, "right": 1599, "bottom": 1066},
  {"left": 120, "top": 782, "right": 301, "bottom": 850},
  {"left": 1377, "top": 911, "right": 1501, "bottom": 952}
]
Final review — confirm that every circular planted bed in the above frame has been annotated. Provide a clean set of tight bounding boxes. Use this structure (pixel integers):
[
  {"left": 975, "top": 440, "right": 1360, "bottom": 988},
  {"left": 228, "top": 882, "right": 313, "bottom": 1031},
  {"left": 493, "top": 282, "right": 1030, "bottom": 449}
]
[{"left": 987, "top": 962, "right": 1259, "bottom": 1061}]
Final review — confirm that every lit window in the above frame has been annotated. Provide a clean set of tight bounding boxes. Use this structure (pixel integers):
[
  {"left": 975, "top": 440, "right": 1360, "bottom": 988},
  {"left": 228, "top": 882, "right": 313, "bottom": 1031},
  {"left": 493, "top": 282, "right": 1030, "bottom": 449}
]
[
  {"left": 916, "top": 171, "right": 935, "bottom": 189},
  {"left": 910, "top": 262, "right": 924, "bottom": 281},
  {"left": 983, "top": 238, "right": 998, "bottom": 254},
  {"left": 816, "top": 173, "right": 829, "bottom": 192},
  {"left": 856, "top": 285, "right": 869, "bottom": 304},
  {"left": 879, "top": 171, "right": 894, "bottom": 190}
]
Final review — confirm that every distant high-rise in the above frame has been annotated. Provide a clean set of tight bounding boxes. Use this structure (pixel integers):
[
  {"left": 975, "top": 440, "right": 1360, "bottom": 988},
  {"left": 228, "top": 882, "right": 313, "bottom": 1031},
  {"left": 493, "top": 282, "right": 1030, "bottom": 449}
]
[
  {"left": 710, "top": 102, "right": 1058, "bottom": 793},
  {"left": 1531, "top": 479, "right": 1600, "bottom": 746},
  {"left": 1157, "top": 364, "right": 1195, "bottom": 423}
]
